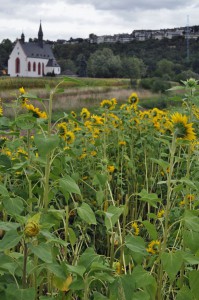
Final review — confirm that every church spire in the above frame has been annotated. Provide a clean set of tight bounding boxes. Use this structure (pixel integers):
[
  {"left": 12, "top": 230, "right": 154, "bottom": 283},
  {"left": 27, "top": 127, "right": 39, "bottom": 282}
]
[{"left": 38, "top": 21, "right": 43, "bottom": 48}]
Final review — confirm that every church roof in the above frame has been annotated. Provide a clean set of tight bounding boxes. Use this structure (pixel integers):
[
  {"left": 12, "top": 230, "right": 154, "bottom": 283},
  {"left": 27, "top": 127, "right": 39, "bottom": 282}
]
[
  {"left": 46, "top": 58, "right": 60, "bottom": 67},
  {"left": 19, "top": 41, "right": 55, "bottom": 60}
]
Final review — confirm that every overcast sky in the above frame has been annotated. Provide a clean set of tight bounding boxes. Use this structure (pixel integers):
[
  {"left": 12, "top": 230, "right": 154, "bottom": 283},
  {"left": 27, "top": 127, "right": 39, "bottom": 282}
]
[{"left": 0, "top": 0, "right": 198, "bottom": 42}]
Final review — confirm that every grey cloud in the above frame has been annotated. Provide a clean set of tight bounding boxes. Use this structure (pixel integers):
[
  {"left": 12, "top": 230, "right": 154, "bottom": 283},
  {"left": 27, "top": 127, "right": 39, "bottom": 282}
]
[{"left": 66, "top": 0, "right": 192, "bottom": 11}]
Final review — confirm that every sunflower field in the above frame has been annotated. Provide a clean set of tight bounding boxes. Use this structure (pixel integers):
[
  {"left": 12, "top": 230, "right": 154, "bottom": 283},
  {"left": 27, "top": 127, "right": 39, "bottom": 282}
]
[{"left": 0, "top": 78, "right": 199, "bottom": 300}]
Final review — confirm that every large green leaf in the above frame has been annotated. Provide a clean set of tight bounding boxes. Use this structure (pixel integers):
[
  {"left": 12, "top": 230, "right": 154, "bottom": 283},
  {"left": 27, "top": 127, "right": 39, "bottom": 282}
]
[
  {"left": 0, "top": 155, "right": 12, "bottom": 170},
  {"left": 137, "top": 189, "right": 161, "bottom": 208},
  {"left": 189, "top": 270, "right": 199, "bottom": 299},
  {"left": 77, "top": 203, "right": 97, "bottom": 225},
  {"left": 0, "top": 222, "right": 20, "bottom": 231},
  {"left": 0, "top": 230, "right": 22, "bottom": 251},
  {"left": 161, "top": 251, "right": 183, "bottom": 282},
  {"left": 5, "top": 284, "right": 35, "bottom": 300},
  {"left": 79, "top": 248, "right": 102, "bottom": 270},
  {"left": 0, "top": 183, "right": 9, "bottom": 196},
  {"left": 125, "top": 235, "right": 147, "bottom": 255},
  {"left": 183, "top": 230, "right": 199, "bottom": 253},
  {"left": 176, "top": 287, "right": 193, "bottom": 300},
  {"left": 104, "top": 205, "right": 124, "bottom": 231},
  {"left": 34, "top": 134, "right": 59, "bottom": 156},
  {"left": 132, "top": 266, "right": 157, "bottom": 299},
  {"left": 142, "top": 220, "right": 158, "bottom": 240},
  {"left": 2, "top": 197, "right": 24, "bottom": 215},
  {"left": 15, "top": 114, "right": 36, "bottom": 130},
  {"left": 59, "top": 175, "right": 81, "bottom": 196},
  {"left": 29, "top": 243, "right": 53, "bottom": 263},
  {"left": 183, "top": 210, "right": 199, "bottom": 232}
]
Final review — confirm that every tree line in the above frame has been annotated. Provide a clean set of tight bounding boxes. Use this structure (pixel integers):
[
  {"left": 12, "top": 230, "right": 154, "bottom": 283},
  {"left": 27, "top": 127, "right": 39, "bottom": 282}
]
[{"left": 1, "top": 36, "right": 199, "bottom": 82}]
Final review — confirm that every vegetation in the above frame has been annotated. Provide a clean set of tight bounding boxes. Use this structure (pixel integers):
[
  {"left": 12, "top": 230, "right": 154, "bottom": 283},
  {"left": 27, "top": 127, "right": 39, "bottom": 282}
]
[
  {"left": 0, "top": 78, "right": 198, "bottom": 299},
  {"left": 1, "top": 36, "right": 199, "bottom": 81}
]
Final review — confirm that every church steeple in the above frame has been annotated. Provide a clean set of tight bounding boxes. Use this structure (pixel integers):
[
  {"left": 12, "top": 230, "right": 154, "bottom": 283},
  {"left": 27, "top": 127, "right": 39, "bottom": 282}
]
[
  {"left": 38, "top": 21, "right": 43, "bottom": 48},
  {"left": 21, "top": 32, "right": 25, "bottom": 43}
]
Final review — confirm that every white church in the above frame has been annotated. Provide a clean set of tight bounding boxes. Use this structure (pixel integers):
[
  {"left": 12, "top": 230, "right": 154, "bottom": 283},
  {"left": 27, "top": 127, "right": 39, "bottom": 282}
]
[{"left": 8, "top": 23, "right": 61, "bottom": 77}]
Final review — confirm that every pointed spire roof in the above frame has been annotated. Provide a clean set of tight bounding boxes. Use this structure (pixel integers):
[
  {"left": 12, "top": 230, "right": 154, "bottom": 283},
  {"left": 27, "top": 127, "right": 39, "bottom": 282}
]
[{"left": 38, "top": 21, "right": 43, "bottom": 47}]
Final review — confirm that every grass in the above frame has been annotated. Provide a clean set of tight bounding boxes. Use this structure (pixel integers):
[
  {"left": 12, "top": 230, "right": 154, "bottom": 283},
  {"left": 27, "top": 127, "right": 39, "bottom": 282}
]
[{"left": 1, "top": 77, "right": 161, "bottom": 118}]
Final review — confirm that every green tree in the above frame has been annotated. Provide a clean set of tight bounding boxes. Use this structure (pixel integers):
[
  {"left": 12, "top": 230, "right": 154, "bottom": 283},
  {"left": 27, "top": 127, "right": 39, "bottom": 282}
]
[
  {"left": 87, "top": 48, "right": 121, "bottom": 78},
  {"left": 156, "top": 59, "right": 174, "bottom": 79},
  {"left": 120, "top": 56, "right": 147, "bottom": 84}
]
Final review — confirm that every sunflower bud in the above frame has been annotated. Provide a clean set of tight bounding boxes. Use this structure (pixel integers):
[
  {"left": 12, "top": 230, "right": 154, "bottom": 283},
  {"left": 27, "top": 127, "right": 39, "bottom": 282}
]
[{"left": 24, "top": 221, "right": 40, "bottom": 237}]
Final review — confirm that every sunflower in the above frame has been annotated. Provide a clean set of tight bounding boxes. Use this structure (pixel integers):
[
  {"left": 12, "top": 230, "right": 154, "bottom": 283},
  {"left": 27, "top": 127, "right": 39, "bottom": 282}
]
[
  {"left": 91, "top": 115, "right": 104, "bottom": 125},
  {"left": 132, "top": 222, "right": 139, "bottom": 236},
  {"left": 171, "top": 112, "right": 196, "bottom": 140},
  {"left": 107, "top": 165, "right": 115, "bottom": 173},
  {"left": 65, "top": 131, "right": 75, "bottom": 144},
  {"left": 118, "top": 141, "right": 126, "bottom": 146},
  {"left": 157, "top": 209, "right": 165, "bottom": 218},
  {"left": 128, "top": 93, "right": 139, "bottom": 105},
  {"left": 80, "top": 108, "right": 90, "bottom": 120},
  {"left": 19, "top": 87, "right": 25, "bottom": 94},
  {"left": 57, "top": 122, "right": 67, "bottom": 139},
  {"left": 147, "top": 240, "right": 160, "bottom": 254},
  {"left": 24, "top": 103, "right": 47, "bottom": 119},
  {"left": 100, "top": 99, "right": 115, "bottom": 110}
]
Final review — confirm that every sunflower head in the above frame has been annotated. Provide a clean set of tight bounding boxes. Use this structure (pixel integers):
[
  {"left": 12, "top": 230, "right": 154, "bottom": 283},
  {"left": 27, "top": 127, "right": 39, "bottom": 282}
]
[
  {"left": 132, "top": 222, "right": 139, "bottom": 236},
  {"left": 65, "top": 131, "right": 75, "bottom": 144},
  {"left": 171, "top": 112, "right": 196, "bottom": 140},
  {"left": 57, "top": 122, "right": 67, "bottom": 139},
  {"left": 128, "top": 93, "right": 139, "bottom": 105},
  {"left": 147, "top": 240, "right": 160, "bottom": 254},
  {"left": 80, "top": 108, "right": 90, "bottom": 120}
]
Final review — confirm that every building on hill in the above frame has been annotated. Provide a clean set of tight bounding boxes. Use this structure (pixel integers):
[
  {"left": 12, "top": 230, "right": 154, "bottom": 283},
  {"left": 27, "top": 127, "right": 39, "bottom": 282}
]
[{"left": 8, "top": 23, "right": 61, "bottom": 77}]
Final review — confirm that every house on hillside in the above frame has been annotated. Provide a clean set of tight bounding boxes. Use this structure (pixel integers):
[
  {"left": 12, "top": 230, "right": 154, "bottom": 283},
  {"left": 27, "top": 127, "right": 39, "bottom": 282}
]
[{"left": 8, "top": 23, "right": 61, "bottom": 77}]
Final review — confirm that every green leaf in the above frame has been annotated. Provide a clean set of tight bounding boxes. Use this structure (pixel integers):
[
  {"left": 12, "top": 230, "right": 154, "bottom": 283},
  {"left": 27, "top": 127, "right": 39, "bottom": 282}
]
[
  {"left": 77, "top": 203, "right": 97, "bottom": 225},
  {"left": 93, "top": 173, "right": 108, "bottom": 188},
  {"left": 137, "top": 189, "right": 161, "bottom": 208},
  {"left": 183, "top": 230, "right": 199, "bottom": 253},
  {"left": 176, "top": 286, "right": 193, "bottom": 300},
  {"left": 93, "top": 292, "right": 109, "bottom": 300},
  {"left": 96, "top": 190, "right": 104, "bottom": 205},
  {"left": 5, "top": 285, "right": 36, "bottom": 300},
  {"left": 125, "top": 235, "right": 147, "bottom": 255},
  {"left": 189, "top": 270, "right": 199, "bottom": 299},
  {"left": 109, "top": 274, "right": 136, "bottom": 300},
  {"left": 59, "top": 175, "right": 81, "bottom": 196},
  {"left": 29, "top": 243, "right": 53, "bottom": 263},
  {"left": 90, "top": 262, "right": 112, "bottom": 272},
  {"left": 0, "top": 183, "right": 9, "bottom": 196},
  {"left": 0, "top": 230, "right": 22, "bottom": 251},
  {"left": 2, "top": 197, "right": 24, "bottom": 215},
  {"left": 34, "top": 134, "right": 59, "bottom": 156},
  {"left": 183, "top": 210, "right": 199, "bottom": 232},
  {"left": 133, "top": 290, "right": 150, "bottom": 300},
  {"left": 46, "top": 262, "right": 66, "bottom": 279},
  {"left": 0, "top": 222, "right": 20, "bottom": 231},
  {"left": 66, "top": 264, "right": 86, "bottom": 277},
  {"left": 68, "top": 227, "right": 77, "bottom": 246},
  {"left": 182, "top": 252, "right": 199, "bottom": 265},
  {"left": 79, "top": 248, "right": 102, "bottom": 270},
  {"left": 161, "top": 251, "right": 183, "bottom": 282},
  {"left": 151, "top": 158, "right": 169, "bottom": 172},
  {"left": 142, "top": 220, "right": 158, "bottom": 240},
  {"left": 104, "top": 205, "right": 124, "bottom": 231},
  {"left": 132, "top": 265, "right": 157, "bottom": 299},
  {"left": 15, "top": 114, "right": 36, "bottom": 130},
  {"left": 0, "top": 155, "right": 12, "bottom": 170}
]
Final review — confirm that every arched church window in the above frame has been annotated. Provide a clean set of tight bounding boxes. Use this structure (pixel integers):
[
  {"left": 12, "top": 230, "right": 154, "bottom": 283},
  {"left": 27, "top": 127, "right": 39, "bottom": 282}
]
[
  {"left": 38, "top": 62, "right": 41, "bottom": 75},
  {"left": 28, "top": 62, "right": 31, "bottom": 71},
  {"left": 33, "top": 62, "right": 36, "bottom": 72},
  {"left": 15, "top": 57, "right": 20, "bottom": 74}
]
